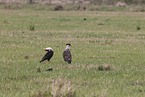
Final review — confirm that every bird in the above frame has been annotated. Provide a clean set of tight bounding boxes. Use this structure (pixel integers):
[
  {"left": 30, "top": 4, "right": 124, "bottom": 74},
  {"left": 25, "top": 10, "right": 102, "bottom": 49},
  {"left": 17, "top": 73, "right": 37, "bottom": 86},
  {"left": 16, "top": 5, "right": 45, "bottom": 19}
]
[
  {"left": 63, "top": 43, "right": 72, "bottom": 64},
  {"left": 40, "top": 47, "right": 54, "bottom": 63}
]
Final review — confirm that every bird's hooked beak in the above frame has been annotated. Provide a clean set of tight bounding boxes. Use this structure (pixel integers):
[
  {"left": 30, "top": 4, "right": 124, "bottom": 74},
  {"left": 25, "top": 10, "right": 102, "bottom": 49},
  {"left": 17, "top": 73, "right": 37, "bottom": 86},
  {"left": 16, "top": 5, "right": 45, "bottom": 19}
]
[{"left": 43, "top": 48, "right": 47, "bottom": 51}]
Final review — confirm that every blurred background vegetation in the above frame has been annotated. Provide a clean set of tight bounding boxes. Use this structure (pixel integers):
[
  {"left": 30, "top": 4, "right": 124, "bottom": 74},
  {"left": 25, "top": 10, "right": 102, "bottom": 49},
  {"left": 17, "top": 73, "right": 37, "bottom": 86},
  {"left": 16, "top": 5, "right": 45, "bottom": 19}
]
[{"left": 0, "top": 0, "right": 145, "bottom": 11}]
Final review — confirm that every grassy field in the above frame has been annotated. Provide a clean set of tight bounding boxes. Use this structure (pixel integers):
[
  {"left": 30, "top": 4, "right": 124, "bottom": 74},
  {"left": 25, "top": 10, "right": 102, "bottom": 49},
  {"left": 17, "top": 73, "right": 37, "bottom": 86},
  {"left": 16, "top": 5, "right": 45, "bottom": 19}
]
[{"left": 0, "top": 9, "right": 145, "bottom": 97}]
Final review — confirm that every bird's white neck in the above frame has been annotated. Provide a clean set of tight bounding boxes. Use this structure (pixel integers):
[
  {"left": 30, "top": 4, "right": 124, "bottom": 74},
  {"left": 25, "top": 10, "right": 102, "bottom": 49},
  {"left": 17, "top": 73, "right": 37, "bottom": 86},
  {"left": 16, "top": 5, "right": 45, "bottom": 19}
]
[{"left": 65, "top": 45, "right": 70, "bottom": 50}]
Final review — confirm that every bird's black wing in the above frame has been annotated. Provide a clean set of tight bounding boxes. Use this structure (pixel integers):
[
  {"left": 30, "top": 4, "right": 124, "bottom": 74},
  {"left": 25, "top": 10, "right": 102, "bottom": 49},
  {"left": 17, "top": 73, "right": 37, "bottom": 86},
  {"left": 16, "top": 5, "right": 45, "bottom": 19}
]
[
  {"left": 63, "top": 50, "right": 72, "bottom": 63},
  {"left": 40, "top": 51, "right": 53, "bottom": 63}
]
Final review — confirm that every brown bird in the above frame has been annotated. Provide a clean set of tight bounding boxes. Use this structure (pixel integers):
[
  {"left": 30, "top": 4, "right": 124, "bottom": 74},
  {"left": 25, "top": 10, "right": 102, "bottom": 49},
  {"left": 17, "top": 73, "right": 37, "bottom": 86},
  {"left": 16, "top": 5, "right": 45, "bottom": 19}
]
[
  {"left": 40, "top": 47, "right": 54, "bottom": 63},
  {"left": 63, "top": 43, "right": 72, "bottom": 64}
]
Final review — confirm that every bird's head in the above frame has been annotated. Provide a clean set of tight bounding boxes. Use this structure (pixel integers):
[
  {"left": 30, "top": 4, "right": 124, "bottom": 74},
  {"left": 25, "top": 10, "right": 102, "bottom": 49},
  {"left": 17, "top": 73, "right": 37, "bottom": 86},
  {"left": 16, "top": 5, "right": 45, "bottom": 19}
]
[
  {"left": 44, "top": 47, "right": 53, "bottom": 51},
  {"left": 65, "top": 43, "right": 71, "bottom": 49},
  {"left": 66, "top": 43, "right": 71, "bottom": 46}
]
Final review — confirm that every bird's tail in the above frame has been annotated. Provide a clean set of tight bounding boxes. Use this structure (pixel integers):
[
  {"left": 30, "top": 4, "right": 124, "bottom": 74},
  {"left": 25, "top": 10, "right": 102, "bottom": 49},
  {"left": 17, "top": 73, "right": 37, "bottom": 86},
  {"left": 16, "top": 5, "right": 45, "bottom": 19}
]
[
  {"left": 40, "top": 60, "right": 42, "bottom": 63},
  {"left": 68, "top": 59, "right": 71, "bottom": 64}
]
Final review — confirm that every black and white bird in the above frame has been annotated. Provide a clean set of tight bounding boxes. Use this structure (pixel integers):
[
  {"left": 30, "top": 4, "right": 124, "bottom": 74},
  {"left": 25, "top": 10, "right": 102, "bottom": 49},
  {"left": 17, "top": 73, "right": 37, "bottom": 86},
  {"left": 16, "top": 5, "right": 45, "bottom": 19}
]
[
  {"left": 40, "top": 47, "right": 54, "bottom": 63},
  {"left": 63, "top": 43, "right": 72, "bottom": 64}
]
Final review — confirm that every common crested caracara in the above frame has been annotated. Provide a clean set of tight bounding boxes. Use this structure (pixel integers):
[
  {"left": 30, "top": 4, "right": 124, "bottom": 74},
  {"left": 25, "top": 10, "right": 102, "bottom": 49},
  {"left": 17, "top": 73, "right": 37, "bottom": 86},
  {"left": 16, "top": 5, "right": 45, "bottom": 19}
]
[
  {"left": 63, "top": 43, "right": 72, "bottom": 64},
  {"left": 40, "top": 47, "right": 54, "bottom": 63}
]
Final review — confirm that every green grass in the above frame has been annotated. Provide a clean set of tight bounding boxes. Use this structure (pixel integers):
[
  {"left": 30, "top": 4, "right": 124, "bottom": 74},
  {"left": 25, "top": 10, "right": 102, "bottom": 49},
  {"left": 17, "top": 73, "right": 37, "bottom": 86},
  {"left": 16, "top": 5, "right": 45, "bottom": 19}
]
[{"left": 0, "top": 9, "right": 145, "bottom": 97}]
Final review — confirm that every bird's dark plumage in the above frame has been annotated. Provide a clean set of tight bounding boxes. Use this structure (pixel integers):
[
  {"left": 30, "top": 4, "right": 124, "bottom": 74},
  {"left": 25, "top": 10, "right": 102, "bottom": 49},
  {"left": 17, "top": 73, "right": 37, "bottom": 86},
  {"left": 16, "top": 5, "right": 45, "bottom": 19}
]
[
  {"left": 40, "top": 50, "right": 53, "bottom": 63},
  {"left": 63, "top": 49, "right": 72, "bottom": 64},
  {"left": 63, "top": 44, "right": 72, "bottom": 64}
]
